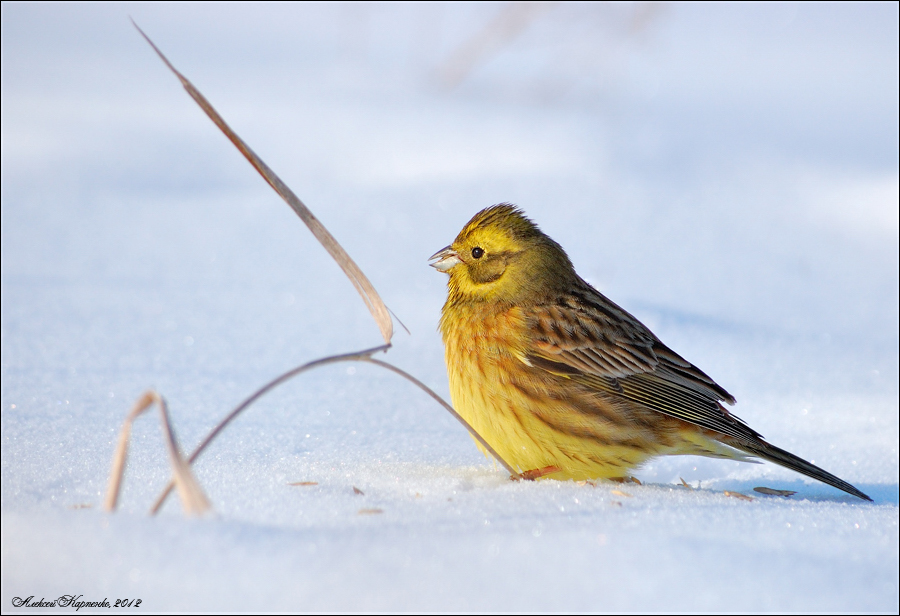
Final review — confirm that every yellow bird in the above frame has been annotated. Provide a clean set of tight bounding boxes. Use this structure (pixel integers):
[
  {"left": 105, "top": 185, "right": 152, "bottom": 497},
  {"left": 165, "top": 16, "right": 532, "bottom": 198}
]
[{"left": 430, "top": 204, "right": 870, "bottom": 500}]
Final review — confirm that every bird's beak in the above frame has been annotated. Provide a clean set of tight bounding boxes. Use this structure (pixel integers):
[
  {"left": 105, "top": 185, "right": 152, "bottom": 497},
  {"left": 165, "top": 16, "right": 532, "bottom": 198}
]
[{"left": 429, "top": 245, "right": 461, "bottom": 272}]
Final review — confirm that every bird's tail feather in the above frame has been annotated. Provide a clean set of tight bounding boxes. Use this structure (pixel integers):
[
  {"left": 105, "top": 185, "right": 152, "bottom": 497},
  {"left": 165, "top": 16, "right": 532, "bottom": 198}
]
[{"left": 728, "top": 438, "right": 871, "bottom": 501}]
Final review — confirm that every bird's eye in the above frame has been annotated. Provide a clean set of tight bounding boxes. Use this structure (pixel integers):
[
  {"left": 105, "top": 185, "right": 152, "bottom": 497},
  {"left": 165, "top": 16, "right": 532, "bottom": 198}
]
[{"left": 471, "top": 247, "right": 484, "bottom": 259}]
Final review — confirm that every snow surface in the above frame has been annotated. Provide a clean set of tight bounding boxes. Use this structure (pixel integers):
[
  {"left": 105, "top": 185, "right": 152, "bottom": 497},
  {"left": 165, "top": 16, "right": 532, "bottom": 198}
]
[{"left": 2, "top": 2, "right": 898, "bottom": 612}]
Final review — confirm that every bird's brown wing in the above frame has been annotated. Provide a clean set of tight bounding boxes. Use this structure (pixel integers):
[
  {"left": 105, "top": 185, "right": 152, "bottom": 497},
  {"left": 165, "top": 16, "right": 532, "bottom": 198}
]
[
  {"left": 524, "top": 289, "right": 763, "bottom": 443},
  {"left": 523, "top": 294, "right": 872, "bottom": 501}
]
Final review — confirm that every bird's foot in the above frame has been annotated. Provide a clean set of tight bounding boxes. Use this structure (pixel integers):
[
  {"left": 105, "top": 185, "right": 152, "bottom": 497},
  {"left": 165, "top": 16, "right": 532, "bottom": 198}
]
[
  {"left": 515, "top": 466, "right": 561, "bottom": 481},
  {"left": 609, "top": 476, "right": 642, "bottom": 485}
]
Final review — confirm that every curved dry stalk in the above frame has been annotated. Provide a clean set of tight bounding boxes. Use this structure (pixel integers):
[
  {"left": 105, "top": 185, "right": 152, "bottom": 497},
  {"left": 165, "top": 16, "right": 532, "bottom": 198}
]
[
  {"left": 365, "top": 357, "right": 519, "bottom": 476},
  {"left": 128, "top": 23, "right": 520, "bottom": 517},
  {"left": 150, "top": 346, "right": 520, "bottom": 514},
  {"left": 132, "top": 20, "right": 393, "bottom": 345},
  {"left": 105, "top": 390, "right": 210, "bottom": 515}
]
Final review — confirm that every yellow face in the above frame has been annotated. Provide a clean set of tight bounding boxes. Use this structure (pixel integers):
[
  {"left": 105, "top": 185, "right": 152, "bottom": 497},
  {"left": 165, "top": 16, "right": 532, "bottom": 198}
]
[
  {"left": 454, "top": 226, "right": 526, "bottom": 296},
  {"left": 430, "top": 204, "right": 574, "bottom": 304}
]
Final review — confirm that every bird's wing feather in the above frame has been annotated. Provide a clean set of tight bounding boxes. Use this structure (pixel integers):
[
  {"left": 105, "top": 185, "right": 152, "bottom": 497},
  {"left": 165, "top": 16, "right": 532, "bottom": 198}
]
[
  {"left": 527, "top": 296, "right": 658, "bottom": 378},
  {"left": 524, "top": 293, "right": 762, "bottom": 442}
]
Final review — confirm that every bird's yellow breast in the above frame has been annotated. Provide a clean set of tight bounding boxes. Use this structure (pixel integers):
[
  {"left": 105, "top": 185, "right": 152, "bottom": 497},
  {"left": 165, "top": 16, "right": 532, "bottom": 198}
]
[{"left": 440, "top": 300, "right": 662, "bottom": 479}]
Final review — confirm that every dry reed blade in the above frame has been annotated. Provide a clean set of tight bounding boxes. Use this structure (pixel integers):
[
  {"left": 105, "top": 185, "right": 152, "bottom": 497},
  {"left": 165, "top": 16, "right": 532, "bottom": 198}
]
[
  {"left": 104, "top": 391, "right": 210, "bottom": 515},
  {"left": 132, "top": 20, "right": 393, "bottom": 345},
  {"left": 129, "top": 23, "right": 517, "bottom": 516},
  {"left": 150, "top": 345, "right": 521, "bottom": 514},
  {"left": 437, "top": 2, "right": 555, "bottom": 88}
]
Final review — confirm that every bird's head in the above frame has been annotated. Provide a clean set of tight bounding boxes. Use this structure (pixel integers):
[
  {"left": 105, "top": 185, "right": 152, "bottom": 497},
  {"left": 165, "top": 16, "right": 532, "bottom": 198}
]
[{"left": 430, "top": 204, "right": 575, "bottom": 303}]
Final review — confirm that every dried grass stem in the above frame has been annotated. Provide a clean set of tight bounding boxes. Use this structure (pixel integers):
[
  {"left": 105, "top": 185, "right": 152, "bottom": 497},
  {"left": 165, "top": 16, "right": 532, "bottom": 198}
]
[{"left": 149, "top": 346, "right": 521, "bottom": 514}]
